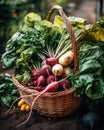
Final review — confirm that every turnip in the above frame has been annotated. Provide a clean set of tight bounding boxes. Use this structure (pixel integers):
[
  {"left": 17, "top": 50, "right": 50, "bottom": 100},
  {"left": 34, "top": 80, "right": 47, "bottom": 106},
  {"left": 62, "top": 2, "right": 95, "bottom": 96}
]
[
  {"left": 41, "top": 64, "right": 52, "bottom": 77},
  {"left": 63, "top": 66, "right": 71, "bottom": 77},
  {"left": 52, "top": 64, "right": 64, "bottom": 76},
  {"left": 59, "top": 79, "right": 70, "bottom": 90},
  {"left": 47, "top": 75, "right": 58, "bottom": 84},
  {"left": 58, "top": 50, "right": 74, "bottom": 67},
  {"left": 46, "top": 57, "right": 58, "bottom": 66}
]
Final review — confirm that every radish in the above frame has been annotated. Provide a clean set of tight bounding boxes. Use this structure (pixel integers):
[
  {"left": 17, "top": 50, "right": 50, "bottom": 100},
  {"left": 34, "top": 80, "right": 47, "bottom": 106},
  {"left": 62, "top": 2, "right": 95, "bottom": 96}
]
[
  {"left": 31, "top": 67, "right": 36, "bottom": 73},
  {"left": 52, "top": 64, "right": 64, "bottom": 76},
  {"left": 41, "top": 64, "right": 52, "bottom": 77},
  {"left": 35, "top": 86, "right": 45, "bottom": 91},
  {"left": 47, "top": 75, "right": 58, "bottom": 84},
  {"left": 29, "top": 86, "right": 45, "bottom": 91},
  {"left": 58, "top": 50, "right": 74, "bottom": 67},
  {"left": 46, "top": 57, "right": 58, "bottom": 66},
  {"left": 59, "top": 79, "right": 71, "bottom": 90},
  {"left": 32, "top": 80, "right": 38, "bottom": 86},
  {"left": 37, "top": 75, "right": 46, "bottom": 86},
  {"left": 32, "top": 69, "right": 41, "bottom": 80},
  {"left": 18, "top": 81, "right": 59, "bottom": 126}
]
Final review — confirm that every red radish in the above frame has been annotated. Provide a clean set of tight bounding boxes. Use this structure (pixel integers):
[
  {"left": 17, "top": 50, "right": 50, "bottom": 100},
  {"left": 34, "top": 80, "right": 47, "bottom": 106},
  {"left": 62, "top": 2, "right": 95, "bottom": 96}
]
[
  {"left": 37, "top": 75, "right": 46, "bottom": 86},
  {"left": 31, "top": 67, "right": 36, "bottom": 73},
  {"left": 32, "top": 70, "right": 41, "bottom": 80},
  {"left": 35, "top": 86, "right": 45, "bottom": 91},
  {"left": 41, "top": 64, "right": 52, "bottom": 77},
  {"left": 46, "top": 57, "right": 58, "bottom": 66},
  {"left": 32, "top": 80, "right": 38, "bottom": 86},
  {"left": 19, "top": 81, "right": 59, "bottom": 126},
  {"left": 47, "top": 75, "right": 58, "bottom": 84},
  {"left": 59, "top": 79, "right": 71, "bottom": 90}
]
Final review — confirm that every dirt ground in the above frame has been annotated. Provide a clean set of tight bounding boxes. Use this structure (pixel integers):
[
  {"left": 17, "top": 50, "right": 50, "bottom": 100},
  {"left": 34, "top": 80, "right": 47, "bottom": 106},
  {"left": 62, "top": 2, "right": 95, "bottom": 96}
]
[
  {"left": 0, "top": 106, "right": 104, "bottom": 130},
  {"left": 0, "top": 62, "right": 104, "bottom": 130}
]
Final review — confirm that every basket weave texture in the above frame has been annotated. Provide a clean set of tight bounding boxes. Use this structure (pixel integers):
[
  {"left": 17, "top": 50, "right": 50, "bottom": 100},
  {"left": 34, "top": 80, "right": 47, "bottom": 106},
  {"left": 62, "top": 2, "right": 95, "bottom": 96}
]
[{"left": 12, "top": 5, "right": 81, "bottom": 117}]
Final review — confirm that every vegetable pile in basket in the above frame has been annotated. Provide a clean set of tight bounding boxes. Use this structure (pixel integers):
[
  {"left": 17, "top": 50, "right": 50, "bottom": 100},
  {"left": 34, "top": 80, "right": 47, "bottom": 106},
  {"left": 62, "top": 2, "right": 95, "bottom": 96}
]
[{"left": 1, "top": 12, "right": 104, "bottom": 100}]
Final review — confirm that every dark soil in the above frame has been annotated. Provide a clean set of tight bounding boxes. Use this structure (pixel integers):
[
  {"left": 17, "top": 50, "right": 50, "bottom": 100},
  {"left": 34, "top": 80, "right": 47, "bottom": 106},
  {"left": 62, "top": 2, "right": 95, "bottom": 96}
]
[
  {"left": 0, "top": 63, "right": 104, "bottom": 130},
  {"left": 0, "top": 107, "right": 87, "bottom": 130},
  {"left": 0, "top": 107, "right": 104, "bottom": 130}
]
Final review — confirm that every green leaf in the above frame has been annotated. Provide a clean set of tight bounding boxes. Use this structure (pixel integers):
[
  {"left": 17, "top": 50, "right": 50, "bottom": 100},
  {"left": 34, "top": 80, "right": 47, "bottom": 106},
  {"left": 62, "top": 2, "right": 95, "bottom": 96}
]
[{"left": 85, "top": 78, "right": 104, "bottom": 99}]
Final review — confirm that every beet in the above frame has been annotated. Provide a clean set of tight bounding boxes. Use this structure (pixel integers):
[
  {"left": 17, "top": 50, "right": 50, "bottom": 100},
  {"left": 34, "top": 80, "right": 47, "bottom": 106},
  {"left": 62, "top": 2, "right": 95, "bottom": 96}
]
[
  {"left": 46, "top": 57, "right": 58, "bottom": 66},
  {"left": 37, "top": 75, "right": 46, "bottom": 86},
  {"left": 32, "top": 70, "right": 41, "bottom": 80},
  {"left": 35, "top": 86, "right": 45, "bottom": 91},
  {"left": 41, "top": 64, "right": 52, "bottom": 77},
  {"left": 32, "top": 80, "right": 38, "bottom": 86},
  {"left": 59, "top": 79, "right": 70, "bottom": 90},
  {"left": 47, "top": 75, "right": 58, "bottom": 84}
]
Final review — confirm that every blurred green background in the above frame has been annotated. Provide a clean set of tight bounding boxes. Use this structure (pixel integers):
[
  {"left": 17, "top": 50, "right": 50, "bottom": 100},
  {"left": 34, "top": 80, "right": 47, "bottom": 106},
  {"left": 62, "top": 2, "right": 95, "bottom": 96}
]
[
  {"left": 0, "top": 0, "right": 84, "bottom": 55},
  {"left": 0, "top": 0, "right": 96, "bottom": 56}
]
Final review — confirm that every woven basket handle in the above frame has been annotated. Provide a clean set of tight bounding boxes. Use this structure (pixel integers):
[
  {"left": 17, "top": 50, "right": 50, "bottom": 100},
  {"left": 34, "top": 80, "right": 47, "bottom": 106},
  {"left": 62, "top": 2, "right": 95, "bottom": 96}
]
[{"left": 46, "top": 5, "right": 78, "bottom": 72}]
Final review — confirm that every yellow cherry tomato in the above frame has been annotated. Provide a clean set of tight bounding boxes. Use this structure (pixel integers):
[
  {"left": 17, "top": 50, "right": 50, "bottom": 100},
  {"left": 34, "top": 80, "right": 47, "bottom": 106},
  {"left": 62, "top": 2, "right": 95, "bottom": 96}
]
[
  {"left": 18, "top": 99, "right": 25, "bottom": 107},
  {"left": 25, "top": 104, "right": 30, "bottom": 112},
  {"left": 20, "top": 104, "right": 27, "bottom": 112}
]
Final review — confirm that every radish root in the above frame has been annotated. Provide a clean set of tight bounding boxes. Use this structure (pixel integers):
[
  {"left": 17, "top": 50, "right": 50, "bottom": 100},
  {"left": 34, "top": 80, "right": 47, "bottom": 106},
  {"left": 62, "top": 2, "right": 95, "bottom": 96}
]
[{"left": 17, "top": 90, "right": 46, "bottom": 127}]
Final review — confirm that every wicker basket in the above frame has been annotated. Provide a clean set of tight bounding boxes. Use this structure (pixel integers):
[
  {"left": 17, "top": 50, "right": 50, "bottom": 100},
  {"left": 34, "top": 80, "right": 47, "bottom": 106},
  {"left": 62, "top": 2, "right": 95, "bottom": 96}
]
[{"left": 12, "top": 5, "right": 81, "bottom": 117}]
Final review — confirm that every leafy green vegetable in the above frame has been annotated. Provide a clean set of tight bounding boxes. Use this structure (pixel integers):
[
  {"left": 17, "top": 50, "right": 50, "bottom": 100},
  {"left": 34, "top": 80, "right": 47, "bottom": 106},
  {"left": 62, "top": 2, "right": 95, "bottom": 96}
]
[
  {"left": 0, "top": 73, "right": 19, "bottom": 107},
  {"left": 69, "top": 43, "right": 104, "bottom": 100},
  {"left": 1, "top": 13, "right": 61, "bottom": 70}
]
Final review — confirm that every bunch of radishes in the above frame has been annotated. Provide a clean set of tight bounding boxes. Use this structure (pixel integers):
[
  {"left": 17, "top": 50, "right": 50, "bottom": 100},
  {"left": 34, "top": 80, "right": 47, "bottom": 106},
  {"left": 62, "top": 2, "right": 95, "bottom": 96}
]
[{"left": 29, "top": 50, "right": 74, "bottom": 92}]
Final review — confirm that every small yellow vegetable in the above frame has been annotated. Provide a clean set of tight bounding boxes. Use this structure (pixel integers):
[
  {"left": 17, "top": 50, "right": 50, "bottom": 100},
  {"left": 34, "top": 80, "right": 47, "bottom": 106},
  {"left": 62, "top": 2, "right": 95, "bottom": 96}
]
[
  {"left": 20, "top": 104, "right": 27, "bottom": 112},
  {"left": 18, "top": 99, "right": 25, "bottom": 107},
  {"left": 25, "top": 104, "right": 30, "bottom": 112}
]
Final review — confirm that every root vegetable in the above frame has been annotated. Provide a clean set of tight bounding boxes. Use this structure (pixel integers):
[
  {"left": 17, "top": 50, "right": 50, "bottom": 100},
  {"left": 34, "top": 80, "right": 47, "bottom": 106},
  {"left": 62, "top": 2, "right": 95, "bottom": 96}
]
[
  {"left": 52, "top": 64, "right": 64, "bottom": 76},
  {"left": 59, "top": 79, "right": 71, "bottom": 90},
  {"left": 35, "top": 86, "right": 45, "bottom": 91},
  {"left": 32, "top": 70, "right": 41, "bottom": 80},
  {"left": 46, "top": 57, "right": 58, "bottom": 66},
  {"left": 32, "top": 80, "right": 38, "bottom": 86},
  {"left": 37, "top": 75, "right": 46, "bottom": 86},
  {"left": 41, "top": 64, "right": 52, "bottom": 77},
  {"left": 47, "top": 75, "right": 58, "bottom": 84},
  {"left": 58, "top": 50, "right": 74, "bottom": 67},
  {"left": 63, "top": 67, "right": 71, "bottom": 77},
  {"left": 19, "top": 81, "right": 59, "bottom": 126}
]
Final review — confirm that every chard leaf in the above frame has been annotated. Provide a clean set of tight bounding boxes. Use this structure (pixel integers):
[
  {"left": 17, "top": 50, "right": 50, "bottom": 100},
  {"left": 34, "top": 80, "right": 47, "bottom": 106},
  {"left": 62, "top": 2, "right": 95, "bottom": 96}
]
[
  {"left": 85, "top": 78, "right": 104, "bottom": 99},
  {"left": 79, "top": 60, "right": 102, "bottom": 75}
]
